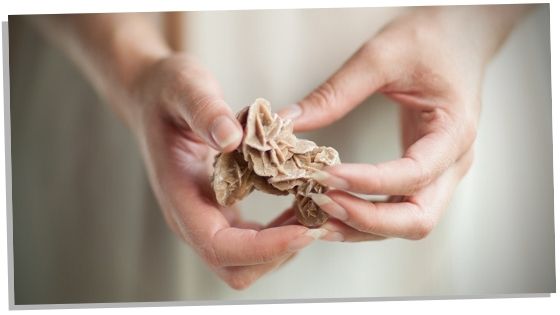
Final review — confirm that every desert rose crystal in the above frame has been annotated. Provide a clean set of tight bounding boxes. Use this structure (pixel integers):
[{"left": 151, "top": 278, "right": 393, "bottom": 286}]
[{"left": 211, "top": 98, "right": 340, "bottom": 227}]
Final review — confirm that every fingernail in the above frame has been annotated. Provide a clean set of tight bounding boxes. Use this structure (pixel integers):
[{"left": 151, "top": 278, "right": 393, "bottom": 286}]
[
  {"left": 305, "top": 228, "right": 329, "bottom": 239},
  {"left": 321, "top": 231, "right": 345, "bottom": 242},
  {"left": 278, "top": 104, "right": 302, "bottom": 121},
  {"left": 309, "top": 193, "right": 349, "bottom": 221},
  {"left": 210, "top": 115, "right": 243, "bottom": 150},
  {"left": 288, "top": 228, "right": 328, "bottom": 251},
  {"left": 310, "top": 170, "right": 349, "bottom": 190}
]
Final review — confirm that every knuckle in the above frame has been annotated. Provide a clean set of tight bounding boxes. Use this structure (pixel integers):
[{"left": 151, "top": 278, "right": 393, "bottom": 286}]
[
  {"left": 465, "top": 149, "right": 475, "bottom": 169},
  {"left": 308, "top": 81, "right": 338, "bottom": 112},
  {"left": 358, "top": 40, "right": 386, "bottom": 64},
  {"left": 364, "top": 165, "right": 383, "bottom": 193},
  {"left": 173, "top": 67, "right": 191, "bottom": 85},
  {"left": 168, "top": 67, "right": 196, "bottom": 96},
  {"left": 407, "top": 158, "right": 431, "bottom": 194},
  {"left": 161, "top": 69, "right": 188, "bottom": 103},
  {"left": 204, "top": 242, "right": 226, "bottom": 269},
  {"left": 459, "top": 149, "right": 476, "bottom": 177},
  {"left": 451, "top": 105, "right": 478, "bottom": 152},
  {"left": 205, "top": 253, "right": 223, "bottom": 269},
  {"left": 170, "top": 59, "right": 211, "bottom": 86},
  {"left": 362, "top": 219, "right": 380, "bottom": 235},
  {"left": 464, "top": 119, "right": 478, "bottom": 147},
  {"left": 359, "top": 207, "right": 382, "bottom": 235},
  {"left": 409, "top": 212, "right": 435, "bottom": 240},
  {"left": 359, "top": 40, "right": 376, "bottom": 55}
]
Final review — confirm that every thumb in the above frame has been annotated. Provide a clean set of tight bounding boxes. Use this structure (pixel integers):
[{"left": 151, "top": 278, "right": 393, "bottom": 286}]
[
  {"left": 279, "top": 44, "right": 386, "bottom": 132},
  {"left": 185, "top": 92, "right": 243, "bottom": 152},
  {"left": 165, "top": 60, "right": 243, "bottom": 152}
]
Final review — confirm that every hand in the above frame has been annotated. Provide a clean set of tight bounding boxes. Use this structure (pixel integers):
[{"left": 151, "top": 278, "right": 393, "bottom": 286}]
[
  {"left": 127, "top": 54, "right": 329, "bottom": 289},
  {"left": 38, "top": 13, "right": 335, "bottom": 290},
  {"left": 279, "top": 6, "right": 528, "bottom": 242}
]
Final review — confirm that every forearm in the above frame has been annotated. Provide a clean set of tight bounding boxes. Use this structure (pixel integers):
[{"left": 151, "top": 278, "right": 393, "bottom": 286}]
[
  {"left": 429, "top": 4, "right": 534, "bottom": 65},
  {"left": 32, "top": 13, "right": 171, "bottom": 124}
]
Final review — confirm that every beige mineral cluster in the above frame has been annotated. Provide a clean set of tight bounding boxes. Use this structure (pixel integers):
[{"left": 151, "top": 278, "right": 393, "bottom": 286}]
[{"left": 211, "top": 98, "right": 340, "bottom": 227}]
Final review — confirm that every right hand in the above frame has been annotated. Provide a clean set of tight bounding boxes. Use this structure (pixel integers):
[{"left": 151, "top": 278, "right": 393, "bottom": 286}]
[{"left": 124, "top": 54, "right": 332, "bottom": 289}]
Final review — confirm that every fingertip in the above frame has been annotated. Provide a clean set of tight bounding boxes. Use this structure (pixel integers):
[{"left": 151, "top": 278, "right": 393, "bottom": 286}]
[
  {"left": 255, "top": 224, "right": 309, "bottom": 244},
  {"left": 210, "top": 115, "right": 243, "bottom": 152},
  {"left": 278, "top": 103, "right": 321, "bottom": 132},
  {"left": 309, "top": 192, "right": 349, "bottom": 221},
  {"left": 321, "top": 231, "right": 345, "bottom": 242},
  {"left": 277, "top": 103, "right": 302, "bottom": 121},
  {"left": 271, "top": 223, "right": 309, "bottom": 236},
  {"left": 309, "top": 168, "right": 350, "bottom": 190},
  {"left": 287, "top": 228, "right": 327, "bottom": 251},
  {"left": 321, "top": 164, "right": 346, "bottom": 177}
]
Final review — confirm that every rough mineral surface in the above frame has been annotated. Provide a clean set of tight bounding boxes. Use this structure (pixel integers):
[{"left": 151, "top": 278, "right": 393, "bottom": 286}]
[{"left": 211, "top": 98, "right": 340, "bottom": 227}]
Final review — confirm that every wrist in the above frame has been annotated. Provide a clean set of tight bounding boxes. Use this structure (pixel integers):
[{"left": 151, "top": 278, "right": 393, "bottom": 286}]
[
  {"left": 104, "top": 19, "right": 172, "bottom": 131},
  {"left": 106, "top": 18, "right": 172, "bottom": 97},
  {"left": 429, "top": 5, "right": 532, "bottom": 65},
  {"left": 121, "top": 52, "right": 171, "bottom": 135}
]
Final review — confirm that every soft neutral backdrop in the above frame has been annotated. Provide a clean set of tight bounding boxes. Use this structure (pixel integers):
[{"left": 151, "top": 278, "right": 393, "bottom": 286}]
[{"left": 9, "top": 5, "right": 554, "bottom": 304}]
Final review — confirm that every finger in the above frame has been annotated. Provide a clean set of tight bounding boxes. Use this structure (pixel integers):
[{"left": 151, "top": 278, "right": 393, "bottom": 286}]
[
  {"left": 234, "top": 221, "right": 264, "bottom": 230},
  {"left": 164, "top": 57, "right": 243, "bottom": 152},
  {"left": 268, "top": 214, "right": 347, "bottom": 242},
  {"left": 278, "top": 43, "right": 386, "bottom": 131},
  {"left": 271, "top": 216, "right": 346, "bottom": 241},
  {"left": 266, "top": 208, "right": 348, "bottom": 241},
  {"left": 217, "top": 252, "right": 297, "bottom": 290},
  {"left": 210, "top": 225, "right": 328, "bottom": 267},
  {"left": 168, "top": 179, "right": 317, "bottom": 268},
  {"left": 311, "top": 129, "right": 460, "bottom": 195},
  {"left": 310, "top": 165, "right": 461, "bottom": 240},
  {"left": 322, "top": 220, "right": 386, "bottom": 242},
  {"left": 311, "top": 191, "right": 431, "bottom": 240}
]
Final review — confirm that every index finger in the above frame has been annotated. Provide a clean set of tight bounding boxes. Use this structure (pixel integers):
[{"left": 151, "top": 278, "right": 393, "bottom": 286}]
[
  {"left": 312, "top": 128, "right": 461, "bottom": 195},
  {"left": 278, "top": 41, "right": 387, "bottom": 132}
]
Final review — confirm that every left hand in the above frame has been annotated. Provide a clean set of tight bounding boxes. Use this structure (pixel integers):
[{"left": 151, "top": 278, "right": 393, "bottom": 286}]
[{"left": 279, "top": 7, "right": 492, "bottom": 241}]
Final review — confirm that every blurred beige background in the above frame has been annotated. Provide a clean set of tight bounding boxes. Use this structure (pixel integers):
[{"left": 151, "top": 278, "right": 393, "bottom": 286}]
[{"left": 8, "top": 5, "right": 554, "bottom": 304}]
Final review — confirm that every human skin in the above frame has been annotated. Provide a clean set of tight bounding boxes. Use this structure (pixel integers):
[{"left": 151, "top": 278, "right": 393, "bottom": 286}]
[
  {"left": 32, "top": 5, "right": 532, "bottom": 290},
  {"left": 33, "top": 13, "right": 333, "bottom": 290},
  {"left": 279, "top": 5, "right": 533, "bottom": 242}
]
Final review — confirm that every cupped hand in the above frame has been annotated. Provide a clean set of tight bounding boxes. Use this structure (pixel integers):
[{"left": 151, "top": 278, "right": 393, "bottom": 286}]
[
  {"left": 279, "top": 8, "right": 482, "bottom": 242},
  {"left": 126, "top": 54, "right": 330, "bottom": 289}
]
